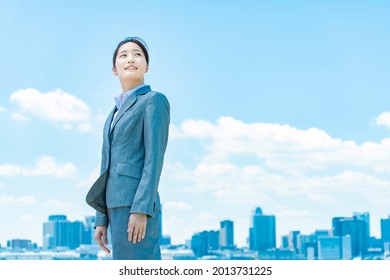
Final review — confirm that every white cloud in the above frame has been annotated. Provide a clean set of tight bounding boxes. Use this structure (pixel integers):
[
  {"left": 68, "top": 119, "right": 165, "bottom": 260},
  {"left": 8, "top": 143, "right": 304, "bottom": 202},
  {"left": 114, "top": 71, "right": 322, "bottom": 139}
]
[
  {"left": 42, "top": 199, "right": 73, "bottom": 210},
  {"left": 306, "top": 193, "right": 339, "bottom": 204},
  {"left": 9, "top": 88, "right": 92, "bottom": 131},
  {"left": 276, "top": 209, "right": 312, "bottom": 219},
  {"left": 97, "top": 112, "right": 107, "bottom": 123},
  {"left": 171, "top": 116, "right": 390, "bottom": 174},
  {"left": 0, "top": 106, "right": 5, "bottom": 113},
  {"left": 376, "top": 112, "right": 390, "bottom": 128},
  {"left": 0, "top": 195, "right": 37, "bottom": 206},
  {"left": 10, "top": 112, "right": 29, "bottom": 121},
  {"left": 77, "top": 122, "right": 93, "bottom": 132},
  {"left": 164, "top": 201, "right": 193, "bottom": 211},
  {"left": 21, "top": 214, "right": 33, "bottom": 221},
  {"left": 22, "top": 156, "right": 77, "bottom": 177},
  {"left": 77, "top": 166, "right": 100, "bottom": 188},
  {"left": 165, "top": 117, "right": 390, "bottom": 215},
  {"left": 0, "top": 164, "right": 22, "bottom": 176},
  {"left": 0, "top": 156, "right": 77, "bottom": 178}
]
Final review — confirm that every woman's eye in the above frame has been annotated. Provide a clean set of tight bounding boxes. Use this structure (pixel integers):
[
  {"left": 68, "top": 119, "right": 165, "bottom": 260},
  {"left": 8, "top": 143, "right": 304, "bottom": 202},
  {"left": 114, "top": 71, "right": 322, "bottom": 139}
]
[
  {"left": 135, "top": 53, "right": 142, "bottom": 56},
  {"left": 119, "top": 54, "right": 127, "bottom": 58}
]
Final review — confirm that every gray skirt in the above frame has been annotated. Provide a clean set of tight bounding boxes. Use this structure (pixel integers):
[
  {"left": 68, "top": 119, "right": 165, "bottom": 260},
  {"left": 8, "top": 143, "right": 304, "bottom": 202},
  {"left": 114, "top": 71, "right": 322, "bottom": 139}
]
[{"left": 108, "top": 206, "right": 161, "bottom": 260}]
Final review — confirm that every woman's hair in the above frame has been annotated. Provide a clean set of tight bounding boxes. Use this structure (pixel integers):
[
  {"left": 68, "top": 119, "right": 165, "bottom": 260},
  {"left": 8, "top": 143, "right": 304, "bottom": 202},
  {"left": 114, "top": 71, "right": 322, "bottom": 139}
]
[{"left": 112, "top": 36, "right": 149, "bottom": 67}]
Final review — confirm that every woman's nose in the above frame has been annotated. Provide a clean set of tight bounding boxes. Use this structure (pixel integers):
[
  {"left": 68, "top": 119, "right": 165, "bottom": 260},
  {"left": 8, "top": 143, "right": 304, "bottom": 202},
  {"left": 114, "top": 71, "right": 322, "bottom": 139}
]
[{"left": 127, "top": 55, "right": 135, "bottom": 63}]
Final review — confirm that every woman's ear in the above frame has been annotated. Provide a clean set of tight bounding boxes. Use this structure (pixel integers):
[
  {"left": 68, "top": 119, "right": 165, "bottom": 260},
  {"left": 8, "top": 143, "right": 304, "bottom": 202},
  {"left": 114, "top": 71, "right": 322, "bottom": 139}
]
[
  {"left": 112, "top": 66, "right": 118, "bottom": 76},
  {"left": 145, "top": 64, "right": 149, "bottom": 73}
]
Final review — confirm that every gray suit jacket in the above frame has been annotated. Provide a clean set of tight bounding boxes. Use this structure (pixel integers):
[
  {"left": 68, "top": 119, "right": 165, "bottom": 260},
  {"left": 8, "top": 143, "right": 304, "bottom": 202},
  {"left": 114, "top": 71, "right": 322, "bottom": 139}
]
[{"left": 90, "top": 85, "right": 170, "bottom": 227}]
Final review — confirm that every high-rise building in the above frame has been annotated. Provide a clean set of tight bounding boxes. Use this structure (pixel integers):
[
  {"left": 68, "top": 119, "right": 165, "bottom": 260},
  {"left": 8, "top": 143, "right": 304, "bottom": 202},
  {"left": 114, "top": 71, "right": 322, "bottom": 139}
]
[
  {"left": 161, "top": 235, "right": 171, "bottom": 246},
  {"left": 249, "top": 207, "right": 276, "bottom": 252},
  {"left": 288, "top": 230, "right": 300, "bottom": 253},
  {"left": 297, "top": 234, "right": 317, "bottom": 259},
  {"left": 82, "top": 216, "right": 95, "bottom": 245},
  {"left": 207, "top": 230, "right": 220, "bottom": 250},
  {"left": 314, "top": 230, "right": 330, "bottom": 237},
  {"left": 332, "top": 216, "right": 368, "bottom": 257},
  {"left": 67, "top": 221, "right": 84, "bottom": 249},
  {"left": 381, "top": 215, "right": 390, "bottom": 246},
  {"left": 43, "top": 215, "right": 84, "bottom": 250},
  {"left": 318, "top": 235, "right": 352, "bottom": 260},
  {"left": 43, "top": 217, "right": 57, "bottom": 249},
  {"left": 280, "top": 235, "right": 289, "bottom": 249},
  {"left": 353, "top": 212, "right": 370, "bottom": 238},
  {"left": 191, "top": 231, "right": 208, "bottom": 257},
  {"left": 49, "top": 215, "right": 67, "bottom": 222},
  {"left": 7, "top": 239, "right": 36, "bottom": 250},
  {"left": 43, "top": 215, "right": 68, "bottom": 249},
  {"left": 220, "top": 220, "right": 234, "bottom": 249}
]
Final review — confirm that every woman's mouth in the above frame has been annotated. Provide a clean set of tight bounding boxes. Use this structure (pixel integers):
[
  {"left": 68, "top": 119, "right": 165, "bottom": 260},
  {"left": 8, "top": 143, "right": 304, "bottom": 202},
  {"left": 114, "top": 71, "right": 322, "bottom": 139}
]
[{"left": 125, "top": 66, "right": 137, "bottom": 70}]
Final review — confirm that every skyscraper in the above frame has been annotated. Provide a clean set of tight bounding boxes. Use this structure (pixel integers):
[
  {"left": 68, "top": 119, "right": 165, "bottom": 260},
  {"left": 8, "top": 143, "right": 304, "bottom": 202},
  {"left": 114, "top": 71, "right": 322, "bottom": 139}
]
[
  {"left": 42, "top": 215, "right": 84, "bottom": 250},
  {"left": 318, "top": 235, "right": 352, "bottom": 260},
  {"left": 191, "top": 231, "right": 208, "bottom": 257},
  {"left": 280, "top": 235, "right": 289, "bottom": 249},
  {"left": 207, "top": 230, "right": 220, "bottom": 250},
  {"left": 353, "top": 212, "right": 370, "bottom": 239},
  {"left": 43, "top": 215, "right": 67, "bottom": 249},
  {"left": 249, "top": 207, "right": 276, "bottom": 252},
  {"left": 82, "top": 216, "right": 95, "bottom": 245},
  {"left": 297, "top": 234, "right": 317, "bottom": 259},
  {"left": 381, "top": 215, "right": 390, "bottom": 247},
  {"left": 220, "top": 220, "right": 234, "bottom": 249},
  {"left": 332, "top": 216, "right": 368, "bottom": 258},
  {"left": 288, "top": 230, "right": 300, "bottom": 253},
  {"left": 7, "top": 239, "right": 35, "bottom": 250}
]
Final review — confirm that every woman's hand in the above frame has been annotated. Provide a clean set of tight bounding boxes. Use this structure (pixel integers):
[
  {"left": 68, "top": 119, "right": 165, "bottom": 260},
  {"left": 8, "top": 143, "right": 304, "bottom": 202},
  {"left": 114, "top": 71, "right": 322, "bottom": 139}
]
[
  {"left": 128, "top": 213, "right": 147, "bottom": 243},
  {"left": 94, "top": 225, "right": 110, "bottom": 254}
]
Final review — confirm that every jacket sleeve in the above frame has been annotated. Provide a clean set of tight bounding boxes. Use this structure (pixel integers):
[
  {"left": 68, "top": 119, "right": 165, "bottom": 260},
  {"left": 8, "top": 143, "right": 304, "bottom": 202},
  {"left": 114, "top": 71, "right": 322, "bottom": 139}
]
[
  {"left": 94, "top": 210, "right": 109, "bottom": 228},
  {"left": 130, "top": 93, "right": 170, "bottom": 217},
  {"left": 94, "top": 118, "right": 111, "bottom": 228}
]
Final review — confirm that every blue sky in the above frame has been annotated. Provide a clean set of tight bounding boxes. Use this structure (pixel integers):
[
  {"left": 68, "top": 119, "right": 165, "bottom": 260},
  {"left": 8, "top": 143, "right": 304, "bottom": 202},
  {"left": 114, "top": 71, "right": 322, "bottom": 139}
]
[{"left": 0, "top": 0, "right": 390, "bottom": 248}]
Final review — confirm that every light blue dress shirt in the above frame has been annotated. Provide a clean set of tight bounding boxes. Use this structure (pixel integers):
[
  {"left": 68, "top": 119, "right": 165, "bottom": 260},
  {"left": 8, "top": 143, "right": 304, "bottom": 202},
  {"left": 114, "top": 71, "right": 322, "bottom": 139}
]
[{"left": 111, "top": 84, "right": 147, "bottom": 128}]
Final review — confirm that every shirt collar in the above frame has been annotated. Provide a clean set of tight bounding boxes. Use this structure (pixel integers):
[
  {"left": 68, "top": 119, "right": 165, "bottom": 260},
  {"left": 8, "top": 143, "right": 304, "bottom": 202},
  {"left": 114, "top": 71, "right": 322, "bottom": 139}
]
[{"left": 114, "top": 84, "right": 147, "bottom": 110}]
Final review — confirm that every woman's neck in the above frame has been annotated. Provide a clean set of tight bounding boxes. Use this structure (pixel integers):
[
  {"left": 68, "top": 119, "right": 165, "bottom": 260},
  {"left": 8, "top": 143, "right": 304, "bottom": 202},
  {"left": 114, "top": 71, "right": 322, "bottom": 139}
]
[{"left": 120, "top": 80, "right": 144, "bottom": 93}]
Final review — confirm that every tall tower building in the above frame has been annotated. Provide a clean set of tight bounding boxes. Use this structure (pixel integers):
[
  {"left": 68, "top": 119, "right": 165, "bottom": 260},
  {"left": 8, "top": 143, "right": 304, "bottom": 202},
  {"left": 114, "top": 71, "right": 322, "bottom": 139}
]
[
  {"left": 353, "top": 212, "right": 370, "bottom": 238},
  {"left": 318, "top": 235, "right": 352, "bottom": 260},
  {"left": 43, "top": 215, "right": 66, "bottom": 249},
  {"left": 297, "top": 234, "right": 317, "bottom": 259},
  {"left": 381, "top": 215, "right": 390, "bottom": 247},
  {"left": 249, "top": 207, "right": 276, "bottom": 252},
  {"left": 288, "top": 230, "right": 300, "bottom": 253},
  {"left": 191, "top": 231, "right": 208, "bottom": 257},
  {"left": 280, "top": 235, "right": 289, "bottom": 249},
  {"left": 332, "top": 216, "right": 368, "bottom": 258},
  {"left": 220, "top": 220, "right": 234, "bottom": 249},
  {"left": 82, "top": 216, "right": 95, "bottom": 245},
  {"left": 42, "top": 215, "right": 83, "bottom": 250},
  {"left": 207, "top": 230, "right": 220, "bottom": 250}
]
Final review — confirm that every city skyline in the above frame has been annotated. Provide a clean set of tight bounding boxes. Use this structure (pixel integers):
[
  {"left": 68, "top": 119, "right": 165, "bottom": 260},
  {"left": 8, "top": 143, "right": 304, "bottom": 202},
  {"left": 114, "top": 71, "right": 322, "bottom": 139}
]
[
  {"left": 1, "top": 208, "right": 389, "bottom": 252},
  {"left": 2, "top": 208, "right": 390, "bottom": 260},
  {"left": 1, "top": 1, "right": 390, "bottom": 247}
]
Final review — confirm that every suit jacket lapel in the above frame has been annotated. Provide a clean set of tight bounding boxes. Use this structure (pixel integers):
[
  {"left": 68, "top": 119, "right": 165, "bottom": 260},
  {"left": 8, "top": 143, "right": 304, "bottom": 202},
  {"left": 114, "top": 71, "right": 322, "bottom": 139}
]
[
  {"left": 104, "top": 107, "right": 116, "bottom": 144},
  {"left": 109, "top": 85, "right": 151, "bottom": 134}
]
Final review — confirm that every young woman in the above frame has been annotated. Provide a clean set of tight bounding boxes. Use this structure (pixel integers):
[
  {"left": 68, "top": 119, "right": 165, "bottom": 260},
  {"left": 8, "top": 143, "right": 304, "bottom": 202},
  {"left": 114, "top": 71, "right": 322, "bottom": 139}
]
[{"left": 90, "top": 37, "right": 170, "bottom": 260}]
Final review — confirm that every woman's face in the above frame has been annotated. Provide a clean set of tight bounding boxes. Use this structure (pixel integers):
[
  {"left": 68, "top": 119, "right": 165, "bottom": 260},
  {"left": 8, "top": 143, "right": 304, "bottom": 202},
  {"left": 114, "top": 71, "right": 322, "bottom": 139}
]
[{"left": 112, "top": 41, "right": 149, "bottom": 83}]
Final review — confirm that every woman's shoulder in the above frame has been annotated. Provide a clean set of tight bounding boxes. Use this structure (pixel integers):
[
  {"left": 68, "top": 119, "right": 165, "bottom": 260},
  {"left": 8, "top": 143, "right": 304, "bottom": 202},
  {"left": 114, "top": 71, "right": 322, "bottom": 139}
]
[
  {"left": 147, "top": 90, "right": 167, "bottom": 98},
  {"left": 144, "top": 90, "right": 169, "bottom": 105}
]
